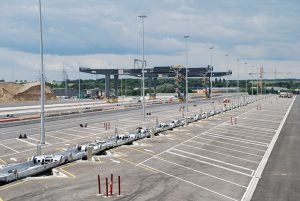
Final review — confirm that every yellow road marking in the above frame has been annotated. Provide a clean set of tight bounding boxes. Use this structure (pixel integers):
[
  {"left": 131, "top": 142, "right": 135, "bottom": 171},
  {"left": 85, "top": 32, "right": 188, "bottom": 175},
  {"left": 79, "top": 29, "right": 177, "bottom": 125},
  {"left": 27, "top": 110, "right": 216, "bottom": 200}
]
[
  {"left": 57, "top": 162, "right": 78, "bottom": 178},
  {"left": 0, "top": 180, "right": 27, "bottom": 191},
  {"left": 0, "top": 158, "right": 7, "bottom": 165},
  {"left": 56, "top": 148, "right": 64, "bottom": 152},
  {"left": 58, "top": 168, "right": 76, "bottom": 178},
  {"left": 61, "top": 162, "right": 77, "bottom": 168},
  {"left": 116, "top": 156, "right": 157, "bottom": 174}
]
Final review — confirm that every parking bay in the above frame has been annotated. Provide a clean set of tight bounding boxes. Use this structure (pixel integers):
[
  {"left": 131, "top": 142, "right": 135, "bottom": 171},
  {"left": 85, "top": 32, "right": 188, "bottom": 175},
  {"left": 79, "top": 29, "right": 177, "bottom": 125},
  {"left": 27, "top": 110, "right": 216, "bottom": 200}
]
[{"left": 0, "top": 96, "right": 294, "bottom": 201}]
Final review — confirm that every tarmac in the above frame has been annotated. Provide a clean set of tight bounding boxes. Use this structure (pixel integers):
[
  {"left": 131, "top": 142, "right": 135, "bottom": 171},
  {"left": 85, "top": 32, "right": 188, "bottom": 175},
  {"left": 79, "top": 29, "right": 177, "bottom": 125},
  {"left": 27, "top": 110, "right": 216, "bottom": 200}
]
[
  {"left": 0, "top": 95, "right": 295, "bottom": 201},
  {"left": 251, "top": 95, "right": 300, "bottom": 201}
]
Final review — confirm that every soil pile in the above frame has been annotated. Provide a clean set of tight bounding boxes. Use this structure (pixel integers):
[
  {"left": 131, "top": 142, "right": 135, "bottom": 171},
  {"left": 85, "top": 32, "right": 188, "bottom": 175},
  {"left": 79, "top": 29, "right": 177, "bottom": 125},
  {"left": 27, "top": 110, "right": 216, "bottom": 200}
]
[{"left": 0, "top": 82, "right": 57, "bottom": 103}]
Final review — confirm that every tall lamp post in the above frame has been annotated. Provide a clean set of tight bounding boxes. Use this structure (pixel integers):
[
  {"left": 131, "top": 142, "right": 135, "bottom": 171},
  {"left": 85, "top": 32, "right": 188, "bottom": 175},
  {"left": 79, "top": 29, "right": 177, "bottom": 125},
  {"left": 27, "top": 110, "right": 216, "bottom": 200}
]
[
  {"left": 38, "top": 0, "right": 45, "bottom": 146},
  {"left": 244, "top": 62, "right": 248, "bottom": 95},
  {"left": 225, "top": 54, "right": 229, "bottom": 99},
  {"left": 138, "top": 15, "right": 147, "bottom": 122},
  {"left": 78, "top": 68, "right": 81, "bottom": 99},
  {"left": 184, "top": 35, "right": 190, "bottom": 113},
  {"left": 251, "top": 66, "right": 254, "bottom": 96},
  {"left": 237, "top": 59, "right": 240, "bottom": 105},
  {"left": 209, "top": 47, "right": 214, "bottom": 109}
]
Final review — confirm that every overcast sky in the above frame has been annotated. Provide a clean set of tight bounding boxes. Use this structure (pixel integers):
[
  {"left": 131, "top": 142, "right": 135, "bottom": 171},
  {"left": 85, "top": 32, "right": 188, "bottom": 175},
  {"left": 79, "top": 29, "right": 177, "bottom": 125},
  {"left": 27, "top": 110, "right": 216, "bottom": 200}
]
[{"left": 0, "top": 0, "right": 299, "bottom": 81}]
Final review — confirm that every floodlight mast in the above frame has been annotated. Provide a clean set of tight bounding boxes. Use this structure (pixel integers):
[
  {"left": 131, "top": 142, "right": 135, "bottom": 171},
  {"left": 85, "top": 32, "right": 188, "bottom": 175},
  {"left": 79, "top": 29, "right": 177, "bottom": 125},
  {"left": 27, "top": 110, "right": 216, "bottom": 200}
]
[
  {"left": 39, "top": 0, "right": 45, "bottom": 145},
  {"left": 184, "top": 35, "right": 190, "bottom": 113},
  {"left": 138, "top": 15, "right": 147, "bottom": 122}
]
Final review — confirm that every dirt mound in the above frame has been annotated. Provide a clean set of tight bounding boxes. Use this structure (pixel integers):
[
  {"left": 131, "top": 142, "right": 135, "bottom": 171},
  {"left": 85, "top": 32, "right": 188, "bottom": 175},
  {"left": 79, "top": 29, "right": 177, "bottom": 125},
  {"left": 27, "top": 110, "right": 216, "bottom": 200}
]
[{"left": 0, "top": 82, "right": 57, "bottom": 103}]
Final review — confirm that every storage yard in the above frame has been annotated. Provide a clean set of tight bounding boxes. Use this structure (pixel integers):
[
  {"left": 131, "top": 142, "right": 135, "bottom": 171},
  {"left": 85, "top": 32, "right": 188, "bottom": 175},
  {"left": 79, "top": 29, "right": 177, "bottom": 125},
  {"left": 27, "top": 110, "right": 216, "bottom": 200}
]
[{"left": 0, "top": 95, "right": 295, "bottom": 201}]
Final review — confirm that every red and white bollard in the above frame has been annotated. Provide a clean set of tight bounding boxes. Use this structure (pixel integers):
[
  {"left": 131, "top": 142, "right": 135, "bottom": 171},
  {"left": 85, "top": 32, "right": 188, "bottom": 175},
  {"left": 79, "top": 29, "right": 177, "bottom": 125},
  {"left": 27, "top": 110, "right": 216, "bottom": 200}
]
[
  {"left": 98, "top": 175, "right": 101, "bottom": 195},
  {"left": 110, "top": 173, "right": 113, "bottom": 196},
  {"left": 106, "top": 177, "right": 108, "bottom": 197},
  {"left": 118, "top": 176, "right": 121, "bottom": 196}
]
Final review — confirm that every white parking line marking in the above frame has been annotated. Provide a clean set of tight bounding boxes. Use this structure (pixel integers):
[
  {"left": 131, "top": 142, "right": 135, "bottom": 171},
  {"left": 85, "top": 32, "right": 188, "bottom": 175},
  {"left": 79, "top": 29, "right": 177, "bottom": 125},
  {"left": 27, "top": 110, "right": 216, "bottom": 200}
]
[
  {"left": 189, "top": 139, "right": 263, "bottom": 157},
  {"left": 208, "top": 130, "right": 272, "bottom": 141},
  {"left": 193, "top": 136, "right": 266, "bottom": 152},
  {"left": 173, "top": 148, "right": 255, "bottom": 173},
  {"left": 180, "top": 144, "right": 259, "bottom": 164},
  {"left": 16, "top": 138, "right": 36, "bottom": 146},
  {"left": 214, "top": 127, "right": 273, "bottom": 137},
  {"left": 155, "top": 155, "right": 247, "bottom": 188},
  {"left": 166, "top": 150, "right": 252, "bottom": 177},
  {"left": 0, "top": 143, "right": 20, "bottom": 153},
  {"left": 138, "top": 106, "right": 257, "bottom": 166},
  {"left": 203, "top": 132, "right": 268, "bottom": 146},
  {"left": 224, "top": 124, "right": 275, "bottom": 132},
  {"left": 238, "top": 117, "right": 281, "bottom": 123},
  {"left": 242, "top": 96, "right": 296, "bottom": 201},
  {"left": 51, "top": 130, "right": 82, "bottom": 138},
  {"left": 141, "top": 163, "right": 239, "bottom": 201}
]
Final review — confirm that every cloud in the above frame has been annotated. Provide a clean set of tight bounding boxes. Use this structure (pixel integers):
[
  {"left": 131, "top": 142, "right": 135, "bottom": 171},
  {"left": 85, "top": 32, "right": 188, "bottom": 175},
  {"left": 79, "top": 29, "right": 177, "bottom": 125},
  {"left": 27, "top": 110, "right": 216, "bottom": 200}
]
[{"left": 0, "top": 0, "right": 299, "bottom": 81}]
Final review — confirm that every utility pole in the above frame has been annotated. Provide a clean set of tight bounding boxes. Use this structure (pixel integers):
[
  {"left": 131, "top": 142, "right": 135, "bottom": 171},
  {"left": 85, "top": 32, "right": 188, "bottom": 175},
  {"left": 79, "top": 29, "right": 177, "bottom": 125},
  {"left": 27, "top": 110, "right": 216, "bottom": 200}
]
[
  {"left": 38, "top": 0, "right": 45, "bottom": 145},
  {"left": 138, "top": 15, "right": 147, "bottom": 122},
  {"left": 209, "top": 47, "right": 214, "bottom": 109},
  {"left": 184, "top": 35, "right": 190, "bottom": 113}
]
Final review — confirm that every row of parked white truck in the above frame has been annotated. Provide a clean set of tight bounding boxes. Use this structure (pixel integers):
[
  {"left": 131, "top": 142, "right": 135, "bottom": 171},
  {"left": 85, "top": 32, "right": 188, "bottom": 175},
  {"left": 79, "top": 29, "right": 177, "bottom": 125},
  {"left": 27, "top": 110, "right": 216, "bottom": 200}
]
[
  {"left": 0, "top": 96, "right": 260, "bottom": 184},
  {"left": 154, "top": 100, "right": 254, "bottom": 134}
]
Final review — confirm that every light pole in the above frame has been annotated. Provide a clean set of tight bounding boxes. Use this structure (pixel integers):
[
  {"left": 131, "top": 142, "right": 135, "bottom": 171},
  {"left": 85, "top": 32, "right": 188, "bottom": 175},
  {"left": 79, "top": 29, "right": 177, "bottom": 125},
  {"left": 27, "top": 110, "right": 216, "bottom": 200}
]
[
  {"left": 225, "top": 54, "right": 229, "bottom": 99},
  {"left": 209, "top": 47, "right": 214, "bottom": 109},
  {"left": 138, "top": 15, "right": 147, "bottom": 122},
  {"left": 38, "top": 0, "right": 45, "bottom": 145},
  {"left": 237, "top": 59, "right": 240, "bottom": 105},
  {"left": 78, "top": 68, "right": 81, "bottom": 99},
  {"left": 251, "top": 66, "right": 254, "bottom": 96},
  {"left": 244, "top": 62, "right": 248, "bottom": 95},
  {"left": 184, "top": 35, "right": 190, "bottom": 113}
]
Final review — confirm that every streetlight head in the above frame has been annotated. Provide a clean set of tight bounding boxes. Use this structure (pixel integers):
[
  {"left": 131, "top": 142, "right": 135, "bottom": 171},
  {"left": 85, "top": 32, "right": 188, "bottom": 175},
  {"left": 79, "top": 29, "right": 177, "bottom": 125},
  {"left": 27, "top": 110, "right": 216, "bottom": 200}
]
[
  {"left": 138, "top": 15, "right": 147, "bottom": 18},
  {"left": 184, "top": 35, "right": 190, "bottom": 38},
  {"left": 209, "top": 46, "right": 214, "bottom": 50},
  {"left": 225, "top": 54, "right": 229, "bottom": 56}
]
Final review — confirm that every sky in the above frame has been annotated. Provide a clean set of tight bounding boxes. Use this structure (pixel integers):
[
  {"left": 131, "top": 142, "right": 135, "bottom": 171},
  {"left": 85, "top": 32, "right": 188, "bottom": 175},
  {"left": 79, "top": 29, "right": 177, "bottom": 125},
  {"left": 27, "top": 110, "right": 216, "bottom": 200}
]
[{"left": 0, "top": 0, "right": 299, "bottom": 81}]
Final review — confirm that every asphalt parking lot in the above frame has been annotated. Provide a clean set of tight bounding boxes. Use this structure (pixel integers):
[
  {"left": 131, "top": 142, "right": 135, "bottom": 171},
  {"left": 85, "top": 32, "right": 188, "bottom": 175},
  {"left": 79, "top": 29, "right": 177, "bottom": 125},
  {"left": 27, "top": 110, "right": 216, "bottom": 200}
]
[{"left": 0, "top": 95, "right": 295, "bottom": 201}]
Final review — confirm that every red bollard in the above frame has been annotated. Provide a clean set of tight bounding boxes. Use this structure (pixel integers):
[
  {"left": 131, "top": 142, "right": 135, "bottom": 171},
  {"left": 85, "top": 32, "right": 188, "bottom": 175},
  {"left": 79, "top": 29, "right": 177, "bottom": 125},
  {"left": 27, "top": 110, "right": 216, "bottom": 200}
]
[
  {"left": 98, "top": 175, "right": 101, "bottom": 194},
  {"left": 106, "top": 177, "right": 108, "bottom": 197},
  {"left": 118, "top": 176, "right": 121, "bottom": 196},
  {"left": 110, "top": 173, "right": 113, "bottom": 195}
]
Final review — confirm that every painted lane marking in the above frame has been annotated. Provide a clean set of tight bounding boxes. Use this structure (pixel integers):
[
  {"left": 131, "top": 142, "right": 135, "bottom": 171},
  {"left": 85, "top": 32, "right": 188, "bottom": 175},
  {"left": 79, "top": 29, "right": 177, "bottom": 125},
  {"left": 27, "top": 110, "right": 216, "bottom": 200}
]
[
  {"left": 206, "top": 130, "right": 272, "bottom": 142},
  {"left": 0, "top": 180, "right": 27, "bottom": 191},
  {"left": 16, "top": 138, "right": 37, "bottom": 146},
  {"left": 180, "top": 144, "right": 259, "bottom": 164},
  {"left": 202, "top": 132, "right": 268, "bottom": 146},
  {"left": 115, "top": 156, "right": 158, "bottom": 174},
  {"left": 242, "top": 96, "right": 296, "bottom": 201},
  {"left": 0, "top": 143, "right": 19, "bottom": 153},
  {"left": 141, "top": 163, "right": 239, "bottom": 201},
  {"left": 137, "top": 106, "right": 257, "bottom": 166},
  {"left": 0, "top": 158, "right": 7, "bottom": 165},
  {"left": 173, "top": 148, "right": 255, "bottom": 173},
  {"left": 192, "top": 136, "right": 266, "bottom": 152},
  {"left": 110, "top": 159, "right": 120, "bottom": 163},
  {"left": 154, "top": 155, "right": 248, "bottom": 188}
]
